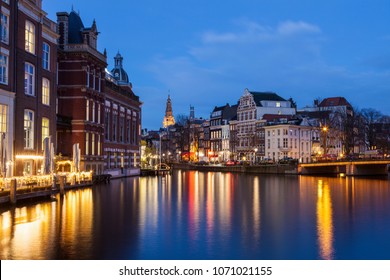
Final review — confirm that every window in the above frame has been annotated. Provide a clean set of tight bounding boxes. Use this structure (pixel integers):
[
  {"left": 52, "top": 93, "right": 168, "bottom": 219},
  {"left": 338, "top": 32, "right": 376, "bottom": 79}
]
[
  {"left": 112, "top": 114, "right": 117, "bottom": 141},
  {"left": 24, "top": 63, "right": 35, "bottom": 96},
  {"left": 86, "top": 66, "right": 90, "bottom": 87},
  {"left": 1, "top": 12, "right": 9, "bottom": 44},
  {"left": 85, "top": 133, "right": 89, "bottom": 155},
  {"left": 97, "top": 104, "right": 101, "bottom": 123},
  {"left": 91, "top": 134, "right": 95, "bottom": 155},
  {"left": 97, "top": 135, "right": 101, "bottom": 155},
  {"left": 276, "top": 102, "right": 281, "bottom": 108},
  {"left": 119, "top": 117, "right": 124, "bottom": 142},
  {"left": 92, "top": 101, "right": 95, "bottom": 122},
  {"left": 25, "top": 21, "right": 35, "bottom": 54},
  {"left": 24, "top": 110, "right": 34, "bottom": 149},
  {"left": 0, "top": 54, "right": 8, "bottom": 84},
  {"left": 105, "top": 111, "right": 110, "bottom": 140},
  {"left": 126, "top": 119, "right": 130, "bottom": 143},
  {"left": 42, "top": 78, "right": 50, "bottom": 105},
  {"left": 86, "top": 99, "right": 89, "bottom": 121},
  {"left": 42, "top": 43, "right": 50, "bottom": 70},
  {"left": 42, "top": 118, "right": 49, "bottom": 149},
  {"left": 0, "top": 104, "right": 7, "bottom": 133}
]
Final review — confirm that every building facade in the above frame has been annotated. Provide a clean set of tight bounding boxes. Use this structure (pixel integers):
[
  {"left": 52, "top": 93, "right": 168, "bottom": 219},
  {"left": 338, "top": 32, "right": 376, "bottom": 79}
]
[
  {"left": 56, "top": 10, "right": 106, "bottom": 174},
  {"left": 236, "top": 89, "right": 296, "bottom": 159},
  {"left": 104, "top": 52, "right": 141, "bottom": 177},
  {"left": 12, "top": 0, "right": 58, "bottom": 176},
  {"left": 264, "top": 123, "right": 320, "bottom": 163},
  {"left": 0, "top": 0, "right": 16, "bottom": 177}
]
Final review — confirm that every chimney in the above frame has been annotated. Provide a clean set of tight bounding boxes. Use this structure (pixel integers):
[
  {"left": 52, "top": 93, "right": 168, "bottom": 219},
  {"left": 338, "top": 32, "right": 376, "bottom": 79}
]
[{"left": 56, "top": 12, "right": 69, "bottom": 49}]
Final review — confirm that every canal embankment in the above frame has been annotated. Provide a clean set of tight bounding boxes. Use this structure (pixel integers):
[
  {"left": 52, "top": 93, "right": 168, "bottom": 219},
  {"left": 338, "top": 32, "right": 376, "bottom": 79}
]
[{"left": 172, "top": 162, "right": 298, "bottom": 174}]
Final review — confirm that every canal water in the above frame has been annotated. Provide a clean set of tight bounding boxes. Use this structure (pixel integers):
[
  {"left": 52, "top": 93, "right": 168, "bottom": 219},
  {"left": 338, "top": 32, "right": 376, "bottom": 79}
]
[{"left": 1, "top": 170, "right": 390, "bottom": 260}]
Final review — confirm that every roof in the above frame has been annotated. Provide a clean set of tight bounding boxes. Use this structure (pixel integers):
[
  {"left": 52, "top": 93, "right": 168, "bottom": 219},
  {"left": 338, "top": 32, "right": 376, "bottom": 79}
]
[
  {"left": 318, "top": 97, "right": 351, "bottom": 107},
  {"left": 68, "top": 11, "right": 84, "bottom": 44},
  {"left": 249, "top": 91, "right": 286, "bottom": 106},
  {"left": 262, "top": 114, "right": 294, "bottom": 121}
]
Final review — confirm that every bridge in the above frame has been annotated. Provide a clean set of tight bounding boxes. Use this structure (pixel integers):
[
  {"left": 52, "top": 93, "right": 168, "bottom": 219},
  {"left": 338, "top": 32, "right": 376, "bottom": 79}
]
[{"left": 299, "top": 160, "right": 390, "bottom": 176}]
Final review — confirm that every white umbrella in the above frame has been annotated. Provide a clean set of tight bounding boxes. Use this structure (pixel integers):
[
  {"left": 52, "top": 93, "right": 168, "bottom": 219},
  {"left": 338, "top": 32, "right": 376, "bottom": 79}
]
[
  {"left": 73, "top": 143, "right": 80, "bottom": 172},
  {"left": 43, "top": 137, "right": 50, "bottom": 174},
  {"left": 0, "top": 132, "right": 6, "bottom": 177}
]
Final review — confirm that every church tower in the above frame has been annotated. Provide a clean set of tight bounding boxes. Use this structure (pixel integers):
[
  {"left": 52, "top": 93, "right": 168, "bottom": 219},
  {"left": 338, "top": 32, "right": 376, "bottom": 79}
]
[{"left": 163, "top": 95, "right": 175, "bottom": 128}]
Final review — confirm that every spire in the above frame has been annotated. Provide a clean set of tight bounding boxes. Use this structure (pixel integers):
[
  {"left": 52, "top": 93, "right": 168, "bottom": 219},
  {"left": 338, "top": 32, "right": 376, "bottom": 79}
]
[{"left": 163, "top": 94, "right": 175, "bottom": 128}]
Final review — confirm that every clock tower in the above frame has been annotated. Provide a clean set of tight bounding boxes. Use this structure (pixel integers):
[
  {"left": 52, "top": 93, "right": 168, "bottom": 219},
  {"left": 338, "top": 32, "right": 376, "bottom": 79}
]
[{"left": 163, "top": 95, "right": 175, "bottom": 128}]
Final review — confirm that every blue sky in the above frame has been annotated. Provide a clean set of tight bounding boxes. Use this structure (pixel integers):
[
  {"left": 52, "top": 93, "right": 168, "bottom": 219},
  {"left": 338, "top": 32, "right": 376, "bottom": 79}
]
[{"left": 44, "top": 0, "right": 390, "bottom": 129}]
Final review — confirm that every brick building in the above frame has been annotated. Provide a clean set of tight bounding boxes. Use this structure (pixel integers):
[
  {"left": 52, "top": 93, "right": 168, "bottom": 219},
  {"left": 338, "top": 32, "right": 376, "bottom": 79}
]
[
  {"left": 56, "top": 10, "right": 106, "bottom": 174},
  {"left": 0, "top": 0, "right": 16, "bottom": 177},
  {"left": 10, "top": 0, "right": 58, "bottom": 176}
]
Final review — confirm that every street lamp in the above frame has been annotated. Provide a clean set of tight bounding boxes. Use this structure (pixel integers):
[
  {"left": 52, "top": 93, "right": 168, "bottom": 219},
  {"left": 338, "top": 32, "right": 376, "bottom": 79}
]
[
  {"left": 322, "top": 126, "right": 328, "bottom": 156},
  {"left": 254, "top": 148, "right": 258, "bottom": 165}
]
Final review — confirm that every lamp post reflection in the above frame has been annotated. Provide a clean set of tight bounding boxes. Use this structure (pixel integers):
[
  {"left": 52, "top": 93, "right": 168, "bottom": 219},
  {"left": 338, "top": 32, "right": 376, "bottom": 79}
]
[{"left": 316, "top": 179, "right": 334, "bottom": 259}]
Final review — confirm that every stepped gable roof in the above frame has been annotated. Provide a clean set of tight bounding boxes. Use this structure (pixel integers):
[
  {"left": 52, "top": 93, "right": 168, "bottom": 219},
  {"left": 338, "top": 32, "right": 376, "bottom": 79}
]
[
  {"left": 249, "top": 91, "right": 286, "bottom": 106},
  {"left": 318, "top": 97, "right": 351, "bottom": 107},
  {"left": 68, "top": 11, "right": 84, "bottom": 44}
]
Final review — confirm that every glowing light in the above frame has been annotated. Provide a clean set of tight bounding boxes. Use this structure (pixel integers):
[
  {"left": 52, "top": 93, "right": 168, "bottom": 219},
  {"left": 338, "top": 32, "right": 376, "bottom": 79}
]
[{"left": 15, "top": 155, "right": 44, "bottom": 160}]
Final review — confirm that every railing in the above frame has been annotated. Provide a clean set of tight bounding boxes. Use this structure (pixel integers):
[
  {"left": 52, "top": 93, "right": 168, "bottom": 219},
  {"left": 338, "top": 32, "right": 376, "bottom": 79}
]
[{"left": 0, "top": 172, "right": 93, "bottom": 192}]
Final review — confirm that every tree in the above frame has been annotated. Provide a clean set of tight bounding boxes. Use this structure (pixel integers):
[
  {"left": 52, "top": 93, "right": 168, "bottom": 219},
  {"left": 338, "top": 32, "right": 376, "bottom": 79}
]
[{"left": 360, "top": 108, "right": 382, "bottom": 149}]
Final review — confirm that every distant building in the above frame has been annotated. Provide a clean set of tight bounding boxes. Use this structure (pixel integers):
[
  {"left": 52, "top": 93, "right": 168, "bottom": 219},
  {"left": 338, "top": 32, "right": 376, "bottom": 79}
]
[
  {"left": 236, "top": 88, "right": 296, "bottom": 159},
  {"left": 264, "top": 121, "right": 320, "bottom": 163},
  {"left": 210, "top": 103, "right": 237, "bottom": 162},
  {"left": 163, "top": 95, "right": 175, "bottom": 128}
]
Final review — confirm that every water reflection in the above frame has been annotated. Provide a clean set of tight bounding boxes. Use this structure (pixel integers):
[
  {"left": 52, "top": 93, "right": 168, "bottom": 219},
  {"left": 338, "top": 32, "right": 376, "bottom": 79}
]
[
  {"left": 0, "top": 172, "right": 389, "bottom": 259},
  {"left": 316, "top": 179, "right": 334, "bottom": 260}
]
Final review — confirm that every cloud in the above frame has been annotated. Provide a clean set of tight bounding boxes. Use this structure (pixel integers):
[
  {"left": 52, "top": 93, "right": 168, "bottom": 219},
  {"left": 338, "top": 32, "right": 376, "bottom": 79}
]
[
  {"left": 142, "top": 19, "right": 390, "bottom": 128},
  {"left": 277, "top": 21, "right": 321, "bottom": 36}
]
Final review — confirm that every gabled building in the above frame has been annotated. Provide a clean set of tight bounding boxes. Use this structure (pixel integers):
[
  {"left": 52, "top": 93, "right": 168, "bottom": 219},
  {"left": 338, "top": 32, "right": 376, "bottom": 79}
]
[
  {"left": 236, "top": 88, "right": 295, "bottom": 159},
  {"left": 210, "top": 103, "right": 237, "bottom": 162},
  {"left": 56, "top": 10, "right": 107, "bottom": 174}
]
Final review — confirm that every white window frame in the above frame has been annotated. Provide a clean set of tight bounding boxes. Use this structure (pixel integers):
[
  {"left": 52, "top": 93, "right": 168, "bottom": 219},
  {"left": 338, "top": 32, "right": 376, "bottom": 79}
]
[
  {"left": 25, "top": 20, "right": 35, "bottom": 54},
  {"left": 24, "top": 110, "right": 34, "bottom": 149},
  {"left": 24, "top": 63, "right": 35, "bottom": 96},
  {"left": 0, "top": 54, "right": 8, "bottom": 84},
  {"left": 1, "top": 12, "right": 9, "bottom": 44},
  {"left": 42, "top": 42, "right": 50, "bottom": 70},
  {"left": 42, "top": 78, "right": 50, "bottom": 105}
]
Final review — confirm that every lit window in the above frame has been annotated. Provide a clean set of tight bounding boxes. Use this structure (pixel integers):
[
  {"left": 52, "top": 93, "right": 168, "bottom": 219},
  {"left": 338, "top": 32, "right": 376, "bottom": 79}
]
[
  {"left": 42, "top": 43, "right": 50, "bottom": 70},
  {"left": 85, "top": 133, "right": 89, "bottom": 155},
  {"left": 24, "top": 63, "right": 35, "bottom": 96},
  {"left": 91, "top": 133, "right": 95, "bottom": 155},
  {"left": 42, "top": 78, "right": 50, "bottom": 105},
  {"left": 0, "top": 104, "right": 7, "bottom": 133},
  {"left": 24, "top": 110, "right": 34, "bottom": 149},
  {"left": 42, "top": 117, "right": 49, "bottom": 149},
  {"left": 0, "top": 54, "right": 8, "bottom": 84},
  {"left": 1, "top": 12, "right": 9, "bottom": 44},
  {"left": 86, "top": 99, "right": 89, "bottom": 121},
  {"left": 25, "top": 21, "right": 35, "bottom": 54}
]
